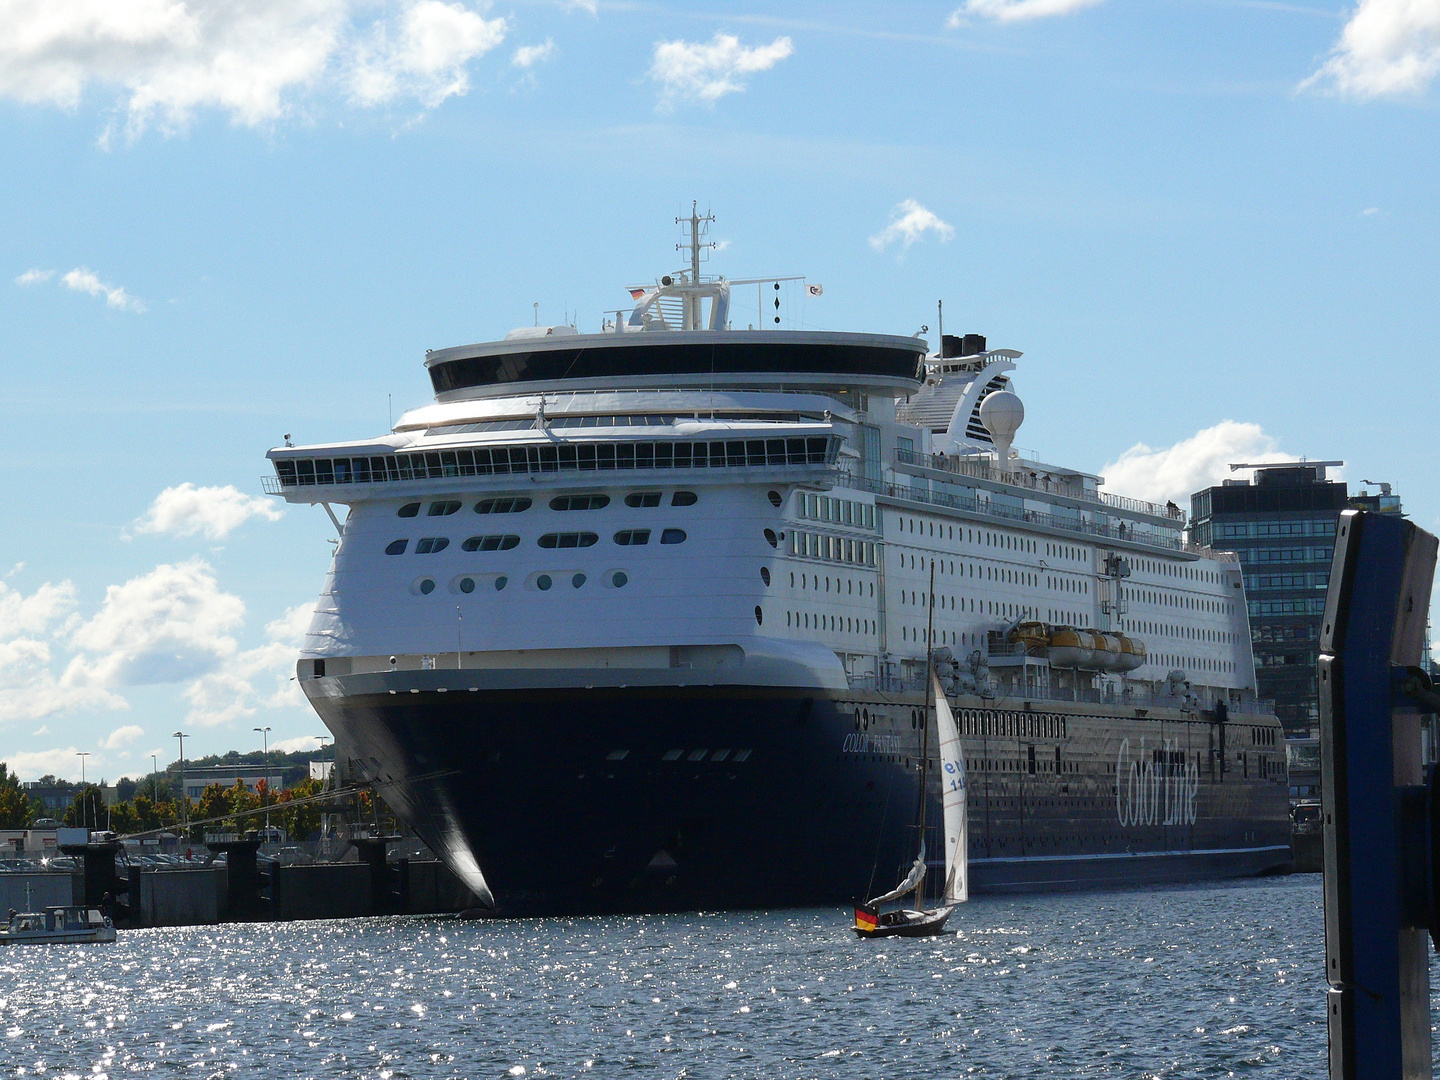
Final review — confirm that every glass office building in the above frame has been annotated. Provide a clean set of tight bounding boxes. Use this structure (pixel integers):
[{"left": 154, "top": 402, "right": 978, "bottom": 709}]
[{"left": 1190, "top": 463, "right": 1402, "bottom": 737}]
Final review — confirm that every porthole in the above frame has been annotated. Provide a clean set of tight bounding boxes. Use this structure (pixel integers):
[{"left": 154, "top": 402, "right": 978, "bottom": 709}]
[
  {"left": 398, "top": 502, "right": 421, "bottom": 518},
  {"left": 539, "top": 532, "right": 599, "bottom": 548},
  {"left": 385, "top": 539, "right": 408, "bottom": 555},
  {"left": 660, "top": 528, "right": 686, "bottom": 545},
  {"left": 475, "top": 497, "right": 532, "bottom": 514},
  {"left": 611, "top": 571, "right": 628, "bottom": 588},
  {"left": 763, "top": 528, "right": 778, "bottom": 548},
  {"left": 754, "top": 606, "right": 763, "bottom": 625},
  {"left": 625, "top": 492, "right": 661, "bottom": 508},
  {"left": 458, "top": 577, "right": 476, "bottom": 594},
  {"left": 550, "top": 494, "right": 610, "bottom": 511},
  {"left": 494, "top": 575, "right": 508, "bottom": 591},
  {"left": 462, "top": 534, "right": 520, "bottom": 552},
  {"left": 614, "top": 529, "right": 651, "bottom": 546},
  {"left": 760, "top": 566, "right": 771, "bottom": 586},
  {"left": 768, "top": 490, "right": 783, "bottom": 507},
  {"left": 537, "top": 574, "right": 552, "bottom": 591},
  {"left": 411, "top": 578, "right": 435, "bottom": 596},
  {"left": 572, "top": 573, "right": 587, "bottom": 588},
  {"left": 672, "top": 491, "right": 697, "bottom": 506}
]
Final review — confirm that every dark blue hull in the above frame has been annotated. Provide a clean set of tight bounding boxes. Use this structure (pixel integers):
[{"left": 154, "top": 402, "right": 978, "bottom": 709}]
[{"left": 307, "top": 673, "right": 1291, "bottom": 916}]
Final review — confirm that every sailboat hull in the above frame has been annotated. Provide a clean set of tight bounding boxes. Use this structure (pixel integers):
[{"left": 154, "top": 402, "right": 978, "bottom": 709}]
[{"left": 854, "top": 906, "right": 955, "bottom": 938}]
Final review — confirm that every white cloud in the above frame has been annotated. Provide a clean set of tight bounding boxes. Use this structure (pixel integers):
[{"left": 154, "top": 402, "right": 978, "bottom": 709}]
[
  {"left": 564, "top": 0, "right": 597, "bottom": 13},
  {"left": 130, "top": 482, "right": 283, "bottom": 541},
  {"left": 1, "top": 746, "right": 88, "bottom": 783},
  {"left": 61, "top": 266, "right": 145, "bottom": 312},
  {"left": 0, "top": 0, "right": 507, "bottom": 140},
  {"left": 0, "top": 579, "right": 121, "bottom": 724},
  {"left": 1362, "top": 206, "right": 1380, "bottom": 215},
  {"left": 1100, "top": 421, "right": 1294, "bottom": 506},
  {"left": 948, "top": 0, "right": 1105, "bottom": 24},
  {"left": 181, "top": 601, "right": 312, "bottom": 726},
  {"left": 68, "top": 558, "right": 246, "bottom": 688},
  {"left": 869, "top": 199, "right": 955, "bottom": 252},
  {"left": 270, "top": 733, "right": 326, "bottom": 753},
  {"left": 512, "top": 38, "right": 554, "bottom": 69},
  {"left": 1302, "top": 0, "right": 1440, "bottom": 98},
  {"left": 349, "top": 0, "right": 507, "bottom": 109},
  {"left": 102, "top": 724, "right": 145, "bottom": 750},
  {"left": 15, "top": 268, "right": 54, "bottom": 285},
  {"left": 649, "top": 33, "right": 793, "bottom": 108}
]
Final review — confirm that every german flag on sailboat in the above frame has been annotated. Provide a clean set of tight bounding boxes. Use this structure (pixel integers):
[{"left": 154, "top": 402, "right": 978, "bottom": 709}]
[{"left": 854, "top": 906, "right": 878, "bottom": 932}]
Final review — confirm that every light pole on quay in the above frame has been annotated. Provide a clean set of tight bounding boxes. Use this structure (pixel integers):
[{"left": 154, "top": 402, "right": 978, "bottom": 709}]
[
  {"left": 76, "top": 752, "right": 90, "bottom": 831},
  {"left": 254, "top": 726, "right": 271, "bottom": 832},
  {"left": 173, "top": 731, "right": 189, "bottom": 838}
]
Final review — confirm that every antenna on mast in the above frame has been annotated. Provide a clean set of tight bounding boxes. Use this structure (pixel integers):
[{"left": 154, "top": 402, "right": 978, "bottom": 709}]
[{"left": 677, "top": 202, "right": 716, "bottom": 330}]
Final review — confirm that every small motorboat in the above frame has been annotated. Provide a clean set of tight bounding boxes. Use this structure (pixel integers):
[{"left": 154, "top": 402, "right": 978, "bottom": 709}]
[{"left": 0, "top": 906, "right": 116, "bottom": 945}]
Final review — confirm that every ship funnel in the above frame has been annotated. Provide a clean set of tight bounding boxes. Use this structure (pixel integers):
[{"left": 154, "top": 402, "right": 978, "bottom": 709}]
[{"left": 979, "top": 390, "right": 1024, "bottom": 465}]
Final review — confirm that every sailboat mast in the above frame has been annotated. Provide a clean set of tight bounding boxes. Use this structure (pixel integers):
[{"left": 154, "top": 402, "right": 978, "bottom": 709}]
[{"left": 913, "top": 561, "right": 937, "bottom": 911}]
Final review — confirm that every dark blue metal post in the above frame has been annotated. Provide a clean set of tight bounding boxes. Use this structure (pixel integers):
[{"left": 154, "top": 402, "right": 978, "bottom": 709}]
[{"left": 1320, "top": 509, "right": 1437, "bottom": 1080}]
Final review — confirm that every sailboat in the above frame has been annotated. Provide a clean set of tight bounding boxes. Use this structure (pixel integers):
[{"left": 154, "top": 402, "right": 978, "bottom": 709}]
[{"left": 853, "top": 663, "right": 969, "bottom": 938}]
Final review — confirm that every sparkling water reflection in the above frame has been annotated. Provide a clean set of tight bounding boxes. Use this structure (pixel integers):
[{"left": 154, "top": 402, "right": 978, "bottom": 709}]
[{"left": 0, "top": 875, "right": 1388, "bottom": 1078}]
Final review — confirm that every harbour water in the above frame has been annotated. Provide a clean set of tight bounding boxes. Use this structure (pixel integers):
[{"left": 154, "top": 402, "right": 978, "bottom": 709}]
[{"left": 0, "top": 875, "right": 1409, "bottom": 1078}]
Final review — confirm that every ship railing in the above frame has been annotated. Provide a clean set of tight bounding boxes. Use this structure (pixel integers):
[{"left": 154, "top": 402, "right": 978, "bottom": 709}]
[
  {"left": 843, "top": 473, "right": 1196, "bottom": 553},
  {"left": 266, "top": 434, "right": 843, "bottom": 494},
  {"left": 893, "top": 448, "right": 1186, "bottom": 523}
]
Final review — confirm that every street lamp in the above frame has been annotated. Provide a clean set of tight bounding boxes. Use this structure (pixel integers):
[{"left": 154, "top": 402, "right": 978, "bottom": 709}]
[
  {"left": 173, "top": 731, "right": 189, "bottom": 836},
  {"left": 253, "top": 726, "right": 271, "bottom": 831},
  {"left": 151, "top": 754, "right": 158, "bottom": 800},
  {"left": 76, "top": 752, "right": 90, "bottom": 831}
]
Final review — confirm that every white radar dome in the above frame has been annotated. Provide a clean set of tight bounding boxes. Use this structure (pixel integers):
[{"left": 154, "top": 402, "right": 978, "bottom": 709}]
[{"left": 979, "top": 390, "right": 1024, "bottom": 464}]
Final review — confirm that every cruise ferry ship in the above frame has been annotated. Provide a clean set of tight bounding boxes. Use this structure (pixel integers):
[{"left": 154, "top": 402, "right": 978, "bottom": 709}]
[{"left": 267, "top": 211, "right": 1290, "bottom": 914}]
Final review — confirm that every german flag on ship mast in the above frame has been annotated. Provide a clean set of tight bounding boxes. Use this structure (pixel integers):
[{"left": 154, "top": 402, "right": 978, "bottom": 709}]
[{"left": 854, "top": 906, "right": 878, "bottom": 932}]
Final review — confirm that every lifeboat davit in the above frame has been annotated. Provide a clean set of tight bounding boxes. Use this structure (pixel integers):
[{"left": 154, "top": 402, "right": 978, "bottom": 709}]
[
  {"left": 1008, "top": 621, "right": 1051, "bottom": 655},
  {"left": 1047, "top": 627, "right": 1097, "bottom": 668}
]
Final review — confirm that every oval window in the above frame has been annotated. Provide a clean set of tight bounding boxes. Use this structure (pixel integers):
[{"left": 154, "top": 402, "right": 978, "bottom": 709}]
[
  {"left": 536, "top": 574, "right": 552, "bottom": 591},
  {"left": 763, "top": 528, "right": 778, "bottom": 548},
  {"left": 494, "top": 575, "right": 508, "bottom": 591},
  {"left": 671, "top": 491, "right": 697, "bottom": 506},
  {"left": 660, "top": 529, "right": 686, "bottom": 545},
  {"left": 760, "top": 566, "right": 771, "bottom": 586},
  {"left": 459, "top": 577, "right": 475, "bottom": 594},
  {"left": 611, "top": 571, "right": 628, "bottom": 588},
  {"left": 385, "top": 539, "right": 408, "bottom": 556},
  {"left": 419, "top": 579, "right": 435, "bottom": 595},
  {"left": 767, "top": 490, "right": 782, "bottom": 507},
  {"left": 625, "top": 492, "right": 661, "bottom": 508},
  {"left": 572, "top": 573, "right": 586, "bottom": 589},
  {"left": 754, "top": 606, "right": 763, "bottom": 625},
  {"left": 398, "top": 502, "right": 421, "bottom": 518}
]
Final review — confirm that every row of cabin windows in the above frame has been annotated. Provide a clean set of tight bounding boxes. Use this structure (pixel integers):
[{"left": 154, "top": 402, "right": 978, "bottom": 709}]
[
  {"left": 401, "top": 492, "right": 697, "bottom": 518},
  {"left": 796, "top": 493, "right": 877, "bottom": 530},
  {"left": 386, "top": 530, "right": 686, "bottom": 555},
  {"left": 273, "top": 436, "right": 835, "bottom": 487}
]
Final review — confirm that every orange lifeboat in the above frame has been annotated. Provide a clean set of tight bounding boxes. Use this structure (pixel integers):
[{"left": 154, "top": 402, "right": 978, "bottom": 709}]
[
  {"left": 1115, "top": 634, "right": 1147, "bottom": 672},
  {"left": 1088, "top": 632, "right": 1124, "bottom": 671},
  {"left": 1047, "top": 627, "right": 1097, "bottom": 668}
]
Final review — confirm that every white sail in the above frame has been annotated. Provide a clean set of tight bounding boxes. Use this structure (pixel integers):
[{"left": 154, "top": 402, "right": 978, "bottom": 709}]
[
  {"left": 934, "top": 674, "right": 968, "bottom": 904},
  {"left": 866, "top": 840, "right": 925, "bottom": 907}
]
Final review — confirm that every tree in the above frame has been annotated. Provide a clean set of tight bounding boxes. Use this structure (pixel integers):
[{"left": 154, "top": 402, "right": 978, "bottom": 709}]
[
  {"left": 0, "top": 763, "right": 36, "bottom": 828},
  {"left": 62, "top": 785, "right": 105, "bottom": 830},
  {"left": 195, "top": 783, "right": 231, "bottom": 830},
  {"left": 274, "top": 777, "right": 324, "bottom": 840}
]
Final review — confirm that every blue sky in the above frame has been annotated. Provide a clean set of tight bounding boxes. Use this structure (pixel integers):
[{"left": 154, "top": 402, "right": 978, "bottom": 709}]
[{"left": 2, "top": 0, "right": 1437, "bottom": 781}]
